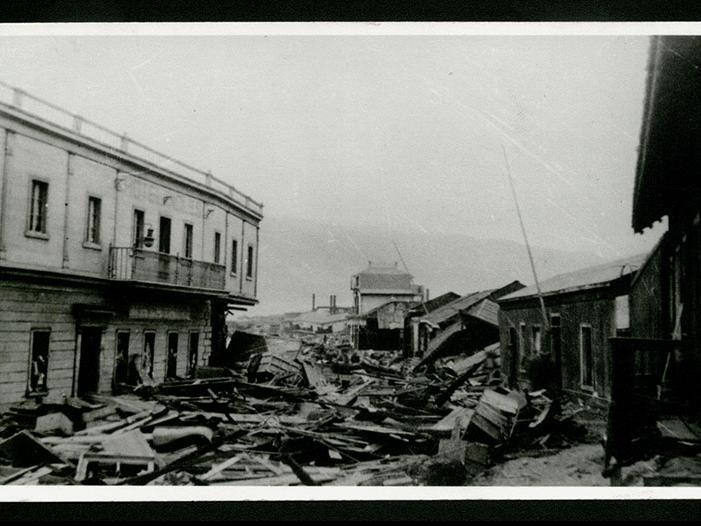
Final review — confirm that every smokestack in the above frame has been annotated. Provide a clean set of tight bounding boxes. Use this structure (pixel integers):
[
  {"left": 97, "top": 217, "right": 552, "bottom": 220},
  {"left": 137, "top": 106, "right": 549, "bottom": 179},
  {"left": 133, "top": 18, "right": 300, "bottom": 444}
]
[
  {"left": 312, "top": 293, "right": 316, "bottom": 311},
  {"left": 425, "top": 288, "right": 430, "bottom": 302}
]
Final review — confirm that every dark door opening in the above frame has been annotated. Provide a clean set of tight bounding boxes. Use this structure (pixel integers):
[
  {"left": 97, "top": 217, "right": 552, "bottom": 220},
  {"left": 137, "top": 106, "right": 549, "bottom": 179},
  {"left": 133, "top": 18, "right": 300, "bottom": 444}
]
[
  {"left": 114, "top": 331, "right": 130, "bottom": 386},
  {"left": 143, "top": 331, "right": 155, "bottom": 378},
  {"left": 159, "top": 216, "right": 171, "bottom": 254},
  {"left": 133, "top": 209, "right": 145, "bottom": 248},
  {"left": 166, "top": 332, "right": 178, "bottom": 379},
  {"left": 77, "top": 328, "right": 102, "bottom": 396},
  {"left": 188, "top": 332, "right": 199, "bottom": 377}
]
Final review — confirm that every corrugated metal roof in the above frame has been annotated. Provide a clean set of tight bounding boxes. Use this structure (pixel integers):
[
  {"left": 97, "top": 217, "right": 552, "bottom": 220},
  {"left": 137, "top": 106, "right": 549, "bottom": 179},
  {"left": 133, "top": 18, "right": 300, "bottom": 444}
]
[
  {"left": 408, "top": 291, "right": 461, "bottom": 317},
  {"left": 499, "top": 253, "right": 649, "bottom": 301},
  {"left": 465, "top": 298, "right": 500, "bottom": 326},
  {"left": 420, "top": 290, "right": 494, "bottom": 326}
]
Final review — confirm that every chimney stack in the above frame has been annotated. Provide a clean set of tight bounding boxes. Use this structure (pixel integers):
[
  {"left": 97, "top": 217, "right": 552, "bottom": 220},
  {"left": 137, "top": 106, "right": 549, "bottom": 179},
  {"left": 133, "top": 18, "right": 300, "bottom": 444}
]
[{"left": 312, "top": 293, "right": 316, "bottom": 311}]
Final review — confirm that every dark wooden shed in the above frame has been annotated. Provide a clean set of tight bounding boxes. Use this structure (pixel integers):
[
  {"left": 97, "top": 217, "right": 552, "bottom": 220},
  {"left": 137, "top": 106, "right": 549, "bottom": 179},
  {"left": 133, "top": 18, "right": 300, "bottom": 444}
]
[{"left": 498, "top": 255, "right": 646, "bottom": 400}]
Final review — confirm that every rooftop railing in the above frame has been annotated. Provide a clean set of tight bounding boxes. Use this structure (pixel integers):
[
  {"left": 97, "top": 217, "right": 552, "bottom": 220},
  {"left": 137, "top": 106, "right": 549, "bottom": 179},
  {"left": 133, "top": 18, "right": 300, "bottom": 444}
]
[{"left": 0, "top": 80, "right": 263, "bottom": 216}]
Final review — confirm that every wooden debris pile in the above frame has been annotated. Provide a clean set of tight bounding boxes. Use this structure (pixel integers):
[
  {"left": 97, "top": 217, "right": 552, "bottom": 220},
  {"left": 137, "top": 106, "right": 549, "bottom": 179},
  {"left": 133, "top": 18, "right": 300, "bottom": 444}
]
[{"left": 0, "top": 341, "right": 579, "bottom": 485}]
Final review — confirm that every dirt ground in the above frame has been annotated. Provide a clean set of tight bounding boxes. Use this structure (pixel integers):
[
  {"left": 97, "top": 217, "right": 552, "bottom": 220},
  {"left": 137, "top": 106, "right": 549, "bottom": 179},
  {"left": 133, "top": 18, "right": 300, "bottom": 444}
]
[
  {"left": 471, "top": 443, "right": 674, "bottom": 486},
  {"left": 472, "top": 444, "right": 612, "bottom": 486}
]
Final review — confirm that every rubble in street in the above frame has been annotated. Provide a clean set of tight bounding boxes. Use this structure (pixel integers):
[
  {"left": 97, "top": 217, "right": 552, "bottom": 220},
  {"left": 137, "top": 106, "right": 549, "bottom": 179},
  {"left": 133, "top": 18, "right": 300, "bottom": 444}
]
[{"left": 0, "top": 336, "right": 620, "bottom": 487}]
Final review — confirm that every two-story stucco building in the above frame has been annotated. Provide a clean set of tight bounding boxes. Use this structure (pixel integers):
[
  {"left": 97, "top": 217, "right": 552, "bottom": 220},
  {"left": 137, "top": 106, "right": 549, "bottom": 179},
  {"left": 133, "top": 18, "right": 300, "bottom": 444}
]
[
  {"left": 350, "top": 262, "right": 424, "bottom": 315},
  {"left": 0, "top": 83, "right": 262, "bottom": 406}
]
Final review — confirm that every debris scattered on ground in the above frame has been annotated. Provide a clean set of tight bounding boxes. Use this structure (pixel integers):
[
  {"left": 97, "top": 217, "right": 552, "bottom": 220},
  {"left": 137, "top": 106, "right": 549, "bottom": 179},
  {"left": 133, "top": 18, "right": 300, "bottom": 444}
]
[{"left": 0, "top": 338, "right": 694, "bottom": 486}]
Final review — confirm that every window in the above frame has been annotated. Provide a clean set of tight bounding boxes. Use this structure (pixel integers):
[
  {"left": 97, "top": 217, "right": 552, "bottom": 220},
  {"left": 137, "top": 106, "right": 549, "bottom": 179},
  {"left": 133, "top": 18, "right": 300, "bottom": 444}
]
[
  {"left": 615, "top": 296, "right": 630, "bottom": 331},
  {"left": 187, "top": 332, "right": 200, "bottom": 377},
  {"left": 580, "top": 325, "right": 594, "bottom": 388},
  {"left": 166, "top": 332, "right": 178, "bottom": 378},
  {"left": 86, "top": 196, "right": 102, "bottom": 244},
  {"left": 246, "top": 244, "right": 254, "bottom": 278},
  {"left": 531, "top": 326, "right": 542, "bottom": 354},
  {"left": 133, "top": 209, "right": 145, "bottom": 248},
  {"left": 29, "top": 329, "right": 50, "bottom": 392},
  {"left": 213, "top": 232, "right": 221, "bottom": 264},
  {"left": 231, "top": 239, "right": 238, "bottom": 275},
  {"left": 159, "top": 216, "right": 171, "bottom": 254},
  {"left": 183, "top": 223, "right": 193, "bottom": 259},
  {"left": 28, "top": 180, "right": 48, "bottom": 234},
  {"left": 143, "top": 331, "right": 155, "bottom": 377}
]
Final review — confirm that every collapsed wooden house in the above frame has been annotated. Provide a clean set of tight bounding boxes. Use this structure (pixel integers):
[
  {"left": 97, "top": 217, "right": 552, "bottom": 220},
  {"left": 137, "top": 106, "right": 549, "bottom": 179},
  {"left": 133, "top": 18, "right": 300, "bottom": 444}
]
[
  {"left": 410, "top": 281, "right": 524, "bottom": 366},
  {"left": 403, "top": 291, "right": 461, "bottom": 358}
]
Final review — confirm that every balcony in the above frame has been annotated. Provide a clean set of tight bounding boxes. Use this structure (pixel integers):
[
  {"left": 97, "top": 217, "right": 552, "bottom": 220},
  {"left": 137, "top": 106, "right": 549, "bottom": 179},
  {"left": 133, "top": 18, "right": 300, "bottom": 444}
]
[{"left": 108, "top": 246, "right": 226, "bottom": 291}]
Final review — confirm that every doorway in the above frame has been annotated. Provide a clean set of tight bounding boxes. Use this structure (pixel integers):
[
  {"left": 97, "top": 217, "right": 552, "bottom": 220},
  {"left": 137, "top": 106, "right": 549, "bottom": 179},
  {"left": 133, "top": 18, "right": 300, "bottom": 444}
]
[
  {"left": 114, "top": 331, "right": 130, "bottom": 386},
  {"left": 166, "top": 332, "right": 178, "bottom": 379},
  {"left": 188, "top": 332, "right": 199, "bottom": 378},
  {"left": 77, "top": 327, "right": 103, "bottom": 396}
]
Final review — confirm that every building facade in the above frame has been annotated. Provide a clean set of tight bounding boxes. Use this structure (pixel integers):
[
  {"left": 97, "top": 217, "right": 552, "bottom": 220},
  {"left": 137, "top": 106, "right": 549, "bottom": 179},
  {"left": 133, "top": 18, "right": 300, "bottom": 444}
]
[
  {"left": 350, "top": 262, "right": 424, "bottom": 316},
  {"left": 0, "top": 85, "right": 262, "bottom": 406},
  {"left": 498, "top": 256, "right": 645, "bottom": 400},
  {"left": 627, "top": 36, "right": 701, "bottom": 409}
]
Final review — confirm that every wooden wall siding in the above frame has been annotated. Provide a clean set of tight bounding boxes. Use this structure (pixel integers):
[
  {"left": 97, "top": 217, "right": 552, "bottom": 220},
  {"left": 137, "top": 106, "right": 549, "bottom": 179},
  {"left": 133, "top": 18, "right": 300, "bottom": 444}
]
[
  {"left": 630, "top": 243, "right": 666, "bottom": 340},
  {"left": 667, "top": 207, "right": 701, "bottom": 385},
  {"left": 0, "top": 277, "right": 211, "bottom": 407},
  {"left": 499, "top": 291, "right": 617, "bottom": 400}
]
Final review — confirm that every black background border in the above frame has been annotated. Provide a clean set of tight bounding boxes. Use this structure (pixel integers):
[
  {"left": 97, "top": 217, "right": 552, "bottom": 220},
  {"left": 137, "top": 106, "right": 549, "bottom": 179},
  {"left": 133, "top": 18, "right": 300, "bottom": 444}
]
[{"left": 1, "top": 0, "right": 700, "bottom": 521}]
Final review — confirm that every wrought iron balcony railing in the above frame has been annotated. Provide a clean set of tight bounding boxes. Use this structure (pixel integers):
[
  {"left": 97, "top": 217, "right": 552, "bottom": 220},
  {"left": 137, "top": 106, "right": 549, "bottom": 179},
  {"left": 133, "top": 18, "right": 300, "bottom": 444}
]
[{"left": 108, "top": 246, "right": 226, "bottom": 291}]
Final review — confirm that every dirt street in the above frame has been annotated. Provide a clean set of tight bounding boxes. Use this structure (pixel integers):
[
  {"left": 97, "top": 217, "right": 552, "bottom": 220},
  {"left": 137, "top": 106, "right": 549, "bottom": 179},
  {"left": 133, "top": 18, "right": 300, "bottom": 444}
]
[{"left": 472, "top": 444, "right": 611, "bottom": 486}]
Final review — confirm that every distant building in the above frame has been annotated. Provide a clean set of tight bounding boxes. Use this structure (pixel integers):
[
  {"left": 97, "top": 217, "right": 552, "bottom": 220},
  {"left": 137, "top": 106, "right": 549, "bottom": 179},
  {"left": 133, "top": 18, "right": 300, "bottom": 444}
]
[
  {"left": 292, "top": 310, "right": 351, "bottom": 334},
  {"left": 350, "top": 262, "right": 424, "bottom": 315},
  {"left": 0, "top": 83, "right": 262, "bottom": 406},
  {"left": 498, "top": 256, "right": 646, "bottom": 399},
  {"left": 353, "top": 299, "right": 418, "bottom": 350}
]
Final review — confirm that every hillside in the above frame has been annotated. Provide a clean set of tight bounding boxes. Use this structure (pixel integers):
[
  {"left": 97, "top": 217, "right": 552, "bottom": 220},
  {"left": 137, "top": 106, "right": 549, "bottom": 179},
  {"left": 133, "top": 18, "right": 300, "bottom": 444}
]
[{"left": 246, "top": 215, "right": 612, "bottom": 316}]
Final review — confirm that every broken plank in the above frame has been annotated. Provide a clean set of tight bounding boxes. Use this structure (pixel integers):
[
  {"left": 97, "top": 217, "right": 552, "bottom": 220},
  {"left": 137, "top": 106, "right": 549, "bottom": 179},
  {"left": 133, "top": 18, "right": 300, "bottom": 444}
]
[
  {"left": 429, "top": 407, "right": 473, "bottom": 435},
  {"left": 200, "top": 454, "right": 244, "bottom": 481}
]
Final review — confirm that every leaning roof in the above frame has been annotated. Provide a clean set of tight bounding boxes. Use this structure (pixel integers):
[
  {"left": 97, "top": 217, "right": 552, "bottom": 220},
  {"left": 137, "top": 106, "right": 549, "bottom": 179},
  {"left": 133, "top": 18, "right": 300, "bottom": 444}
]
[
  {"left": 499, "top": 253, "right": 649, "bottom": 302},
  {"left": 420, "top": 289, "right": 495, "bottom": 326}
]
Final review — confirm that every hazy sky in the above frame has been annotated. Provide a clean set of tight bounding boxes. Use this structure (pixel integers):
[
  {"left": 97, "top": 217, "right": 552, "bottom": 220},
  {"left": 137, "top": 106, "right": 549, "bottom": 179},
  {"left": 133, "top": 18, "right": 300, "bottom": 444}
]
[{"left": 0, "top": 32, "right": 664, "bottom": 260}]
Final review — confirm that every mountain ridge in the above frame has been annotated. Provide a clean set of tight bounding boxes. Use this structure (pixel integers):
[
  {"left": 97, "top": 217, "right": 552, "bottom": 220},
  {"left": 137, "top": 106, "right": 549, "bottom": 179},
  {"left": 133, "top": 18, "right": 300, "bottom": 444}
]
[{"left": 247, "top": 215, "right": 615, "bottom": 316}]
